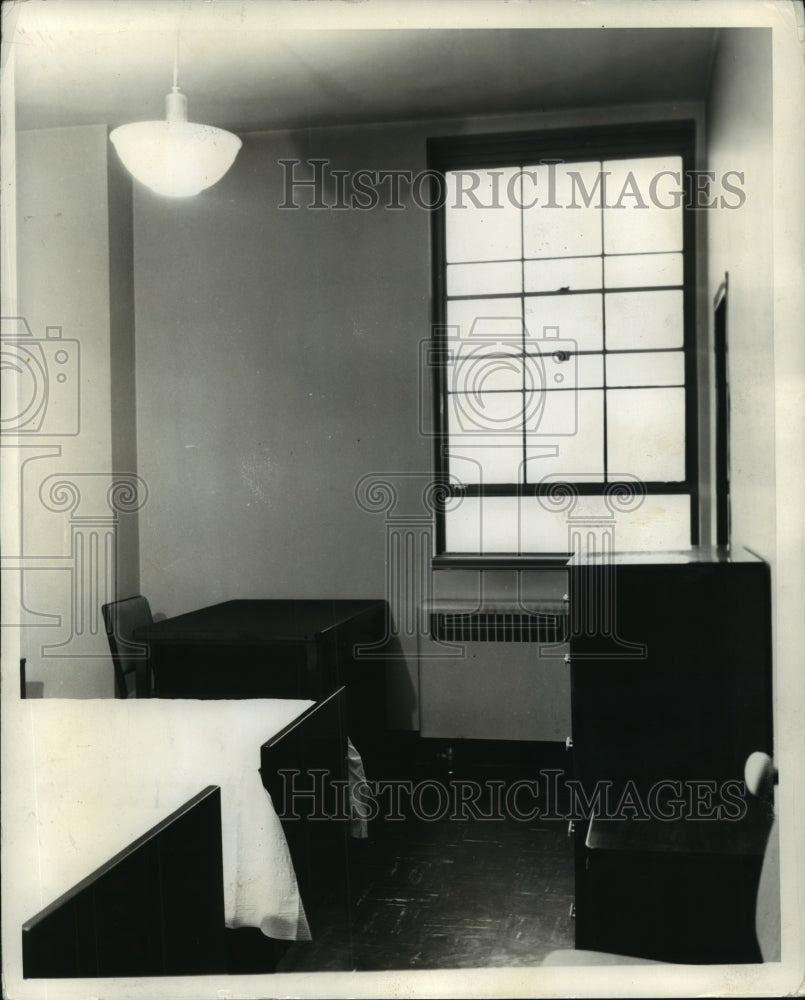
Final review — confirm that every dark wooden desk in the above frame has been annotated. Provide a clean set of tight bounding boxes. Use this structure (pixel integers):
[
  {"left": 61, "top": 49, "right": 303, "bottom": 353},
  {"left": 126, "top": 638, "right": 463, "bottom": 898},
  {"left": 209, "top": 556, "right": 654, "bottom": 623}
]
[
  {"left": 135, "top": 599, "right": 389, "bottom": 762},
  {"left": 578, "top": 805, "right": 773, "bottom": 964}
]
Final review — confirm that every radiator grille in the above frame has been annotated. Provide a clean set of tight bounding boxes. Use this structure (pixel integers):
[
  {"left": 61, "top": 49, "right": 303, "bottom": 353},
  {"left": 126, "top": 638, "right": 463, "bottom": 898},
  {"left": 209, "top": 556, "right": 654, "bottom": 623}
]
[{"left": 431, "top": 612, "right": 567, "bottom": 643}]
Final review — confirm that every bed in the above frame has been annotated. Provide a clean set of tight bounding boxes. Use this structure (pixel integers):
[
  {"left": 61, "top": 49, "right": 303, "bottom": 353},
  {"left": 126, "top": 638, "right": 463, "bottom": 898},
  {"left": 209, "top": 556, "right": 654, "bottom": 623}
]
[{"left": 18, "top": 688, "right": 349, "bottom": 978}]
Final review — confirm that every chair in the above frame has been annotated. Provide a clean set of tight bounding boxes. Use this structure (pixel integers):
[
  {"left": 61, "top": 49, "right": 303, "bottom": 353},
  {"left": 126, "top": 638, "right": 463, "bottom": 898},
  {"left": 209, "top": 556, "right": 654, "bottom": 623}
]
[
  {"left": 745, "top": 752, "right": 780, "bottom": 963},
  {"left": 543, "top": 752, "right": 780, "bottom": 966},
  {"left": 101, "top": 596, "right": 154, "bottom": 698}
]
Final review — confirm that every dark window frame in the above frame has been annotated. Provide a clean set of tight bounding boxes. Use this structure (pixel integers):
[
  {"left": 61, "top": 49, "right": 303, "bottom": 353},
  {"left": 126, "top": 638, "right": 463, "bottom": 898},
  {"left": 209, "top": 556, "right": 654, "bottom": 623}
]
[{"left": 427, "top": 121, "right": 699, "bottom": 554}]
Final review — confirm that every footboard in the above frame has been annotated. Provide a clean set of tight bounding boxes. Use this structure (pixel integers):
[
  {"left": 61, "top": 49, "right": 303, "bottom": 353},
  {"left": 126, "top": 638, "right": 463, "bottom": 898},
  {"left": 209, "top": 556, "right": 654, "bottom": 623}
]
[
  {"left": 22, "top": 786, "right": 227, "bottom": 978},
  {"left": 260, "top": 685, "right": 350, "bottom": 936}
]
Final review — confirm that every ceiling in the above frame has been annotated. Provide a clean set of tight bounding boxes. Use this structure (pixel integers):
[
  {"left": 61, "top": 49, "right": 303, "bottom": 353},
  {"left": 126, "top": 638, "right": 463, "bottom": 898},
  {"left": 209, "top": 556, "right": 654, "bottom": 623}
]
[{"left": 7, "top": 2, "right": 718, "bottom": 134}]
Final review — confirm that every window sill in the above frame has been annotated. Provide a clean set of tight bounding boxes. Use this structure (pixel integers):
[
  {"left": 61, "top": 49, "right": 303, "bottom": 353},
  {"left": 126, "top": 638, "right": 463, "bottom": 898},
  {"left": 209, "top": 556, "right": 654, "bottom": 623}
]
[{"left": 432, "top": 553, "right": 572, "bottom": 570}]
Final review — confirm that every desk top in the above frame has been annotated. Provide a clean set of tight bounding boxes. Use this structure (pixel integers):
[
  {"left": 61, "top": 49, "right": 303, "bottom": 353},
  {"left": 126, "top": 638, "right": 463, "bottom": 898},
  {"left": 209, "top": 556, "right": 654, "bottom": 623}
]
[
  {"left": 568, "top": 546, "right": 765, "bottom": 567},
  {"left": 135, "top": 599, "right": 387, "bottom": 645},
  {"left": 586, "top": 800, "right": 774, "bottom": 857}
]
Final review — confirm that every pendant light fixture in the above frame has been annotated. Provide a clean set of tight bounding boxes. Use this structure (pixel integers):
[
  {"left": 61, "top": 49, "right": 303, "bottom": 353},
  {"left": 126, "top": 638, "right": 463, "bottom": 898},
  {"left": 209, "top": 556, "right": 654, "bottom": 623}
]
[{"left": 110, "top": 36, "right": 242, "bottom": 198}]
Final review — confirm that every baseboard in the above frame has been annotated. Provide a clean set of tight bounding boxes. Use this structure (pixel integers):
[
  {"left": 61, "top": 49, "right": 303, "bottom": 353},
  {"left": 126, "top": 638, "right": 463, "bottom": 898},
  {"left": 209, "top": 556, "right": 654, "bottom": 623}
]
[{"left": 370, "top": 732, "right": 571, "bottom": 783}]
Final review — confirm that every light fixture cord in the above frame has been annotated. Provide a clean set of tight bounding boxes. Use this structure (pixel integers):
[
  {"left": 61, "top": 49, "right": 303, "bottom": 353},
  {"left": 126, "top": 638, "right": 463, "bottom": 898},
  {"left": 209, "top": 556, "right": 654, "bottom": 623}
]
[
  {"left": 173, "top": 32, "right": 180, "bottom": 91},
  {"left": 165, "top": 31, "right": 187, "bottom": 121}
]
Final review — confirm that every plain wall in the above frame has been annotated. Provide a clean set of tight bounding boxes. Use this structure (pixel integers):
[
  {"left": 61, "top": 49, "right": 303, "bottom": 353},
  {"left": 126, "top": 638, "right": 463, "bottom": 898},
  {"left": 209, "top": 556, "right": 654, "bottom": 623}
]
[
  {"left": 706, "top": 28, "right": 805, "bottom": 897},
  {"left": 134, "top": 101, "right": 705, "bottom": 729},
  {"left": 706, "top": 28, "right": 775, "bottom": 560},
  {"left": 705, "top": 18, "right": 805, "bottom": 975},
  {"left": 14, "top": 124, "right": 138, "bottom": 696},
  {"left": 706, "top": 27, "right": 777, "bottom": 723},
  {"left": 134, "top": 123, "right": 432, "bottom": 726}
]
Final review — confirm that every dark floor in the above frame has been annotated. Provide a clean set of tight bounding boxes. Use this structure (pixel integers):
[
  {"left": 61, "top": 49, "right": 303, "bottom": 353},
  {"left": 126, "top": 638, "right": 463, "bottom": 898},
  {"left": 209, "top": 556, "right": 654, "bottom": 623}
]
[
  {"left": 276, "top": 813, "right": 574, "bottom": 972},
  {"left": 275, "top": 737, "right": 575, "bottom": 972}
]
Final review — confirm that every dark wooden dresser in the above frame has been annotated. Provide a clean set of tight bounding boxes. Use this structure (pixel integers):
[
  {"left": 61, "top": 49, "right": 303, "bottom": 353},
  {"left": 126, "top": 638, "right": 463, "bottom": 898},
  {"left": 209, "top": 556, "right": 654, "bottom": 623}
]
[{"left": 567, "top": 548, "right": 774, "bottom": 963}]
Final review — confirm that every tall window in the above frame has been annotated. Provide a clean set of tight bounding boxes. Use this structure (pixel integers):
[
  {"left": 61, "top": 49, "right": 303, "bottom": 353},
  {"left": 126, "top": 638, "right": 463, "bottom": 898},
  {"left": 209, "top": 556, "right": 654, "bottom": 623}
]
[{"left": 428, "top": 124, "right": 698, "bottom": 554}]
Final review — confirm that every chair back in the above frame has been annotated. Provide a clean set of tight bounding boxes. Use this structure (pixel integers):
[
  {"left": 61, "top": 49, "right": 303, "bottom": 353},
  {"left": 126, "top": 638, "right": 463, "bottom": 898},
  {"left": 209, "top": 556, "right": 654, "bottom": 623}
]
[
  {"left": 755, "top": 815, "right": 780, "bottom": 961},
  {"left": 745, "top": 751, "right": 780, "bottom": 962},
  {"left": 102, "top": 596, "right": 154, "bottom": 698}
]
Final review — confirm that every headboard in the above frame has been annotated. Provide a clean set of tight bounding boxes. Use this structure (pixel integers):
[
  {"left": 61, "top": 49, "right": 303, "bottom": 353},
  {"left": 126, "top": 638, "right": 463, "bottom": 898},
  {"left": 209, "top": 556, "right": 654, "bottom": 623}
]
[{"left": 23, "top": 785, "right": 226, "bottom": 978}]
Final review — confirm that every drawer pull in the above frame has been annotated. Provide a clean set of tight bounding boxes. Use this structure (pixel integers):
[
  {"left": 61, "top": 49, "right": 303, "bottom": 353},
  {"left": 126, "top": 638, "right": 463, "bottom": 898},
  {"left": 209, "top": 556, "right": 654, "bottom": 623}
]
[
  {"left": 569, "top": 902, "right": 576, "bottom": 919},
  {"left": 562, "top": 593, "right": 570, "bottom": 603},
  {"left": 567, "top": 820, "right": 575, "bottom": 837},
  {"left": 565, "top": 735, "right": 573, "bottom": 751},
  {"left": 564, "top": 653, "right": 572, "bottom": 664}
]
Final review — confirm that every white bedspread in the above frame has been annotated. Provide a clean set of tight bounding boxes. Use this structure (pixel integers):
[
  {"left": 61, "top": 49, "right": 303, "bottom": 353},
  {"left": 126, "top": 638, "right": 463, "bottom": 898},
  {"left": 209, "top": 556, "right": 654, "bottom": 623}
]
[{"left": 19, "top": 698, "right": 315, "bottom": 940}]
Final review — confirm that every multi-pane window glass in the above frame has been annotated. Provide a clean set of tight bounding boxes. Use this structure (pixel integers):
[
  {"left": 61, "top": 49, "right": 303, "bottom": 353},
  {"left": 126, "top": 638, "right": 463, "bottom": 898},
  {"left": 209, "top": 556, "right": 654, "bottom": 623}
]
[{"left": 443, "top": 156, "right": 687, "bottom": 491}]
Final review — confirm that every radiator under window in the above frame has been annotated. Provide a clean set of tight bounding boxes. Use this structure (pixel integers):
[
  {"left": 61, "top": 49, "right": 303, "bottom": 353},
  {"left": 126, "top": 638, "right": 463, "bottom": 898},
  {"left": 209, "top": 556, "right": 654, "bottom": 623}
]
[{"left": 431, "top": 611, "right": 567, "bottom": 643}]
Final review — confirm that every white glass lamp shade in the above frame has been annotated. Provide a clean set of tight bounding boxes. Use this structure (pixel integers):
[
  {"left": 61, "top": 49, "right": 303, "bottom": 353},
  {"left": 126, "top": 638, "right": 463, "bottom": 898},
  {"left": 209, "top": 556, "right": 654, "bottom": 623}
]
[{"left": 110, "top": 89, "right": 242, "bottom": 197}]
